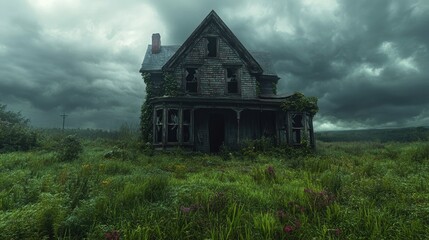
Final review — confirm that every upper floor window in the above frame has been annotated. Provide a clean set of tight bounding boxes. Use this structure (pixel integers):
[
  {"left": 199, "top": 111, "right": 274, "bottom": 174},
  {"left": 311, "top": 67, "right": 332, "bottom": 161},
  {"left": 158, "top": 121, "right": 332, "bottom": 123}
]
[
  {"left": 226, "top": 67, "right": 239, "bottom": 94},
  {"left": 207, "top": 37, "right": 218, "bottom": 57},
  {"left": 185, "top": 68, "right": 198, "bottom": 93}
]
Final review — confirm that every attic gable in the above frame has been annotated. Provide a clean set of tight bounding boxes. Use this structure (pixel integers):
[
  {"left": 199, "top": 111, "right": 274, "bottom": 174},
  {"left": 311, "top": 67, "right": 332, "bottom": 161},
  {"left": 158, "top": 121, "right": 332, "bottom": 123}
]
[{"left": 162, "top": 10, "right": 263, "bottom": 74}]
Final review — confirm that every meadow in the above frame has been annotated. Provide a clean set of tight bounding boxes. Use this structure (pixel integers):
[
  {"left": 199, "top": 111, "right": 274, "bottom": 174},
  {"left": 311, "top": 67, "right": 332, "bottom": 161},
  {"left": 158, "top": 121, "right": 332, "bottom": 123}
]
[{"left": 0, "top": 134, "right": 428, "bottom": 239}]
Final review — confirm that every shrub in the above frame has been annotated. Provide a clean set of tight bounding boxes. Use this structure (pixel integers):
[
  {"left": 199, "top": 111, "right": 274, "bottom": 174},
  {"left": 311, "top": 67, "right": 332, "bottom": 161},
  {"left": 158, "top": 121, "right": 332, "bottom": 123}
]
[
  {"left": 0, "top": 104, "right": 38, "bottom": 152},
  {"left": 409, "top": 144, "right": 429, "bottom": 163},
  {"left": 56, "top": 135, "right": 83, "bottom": 161}
]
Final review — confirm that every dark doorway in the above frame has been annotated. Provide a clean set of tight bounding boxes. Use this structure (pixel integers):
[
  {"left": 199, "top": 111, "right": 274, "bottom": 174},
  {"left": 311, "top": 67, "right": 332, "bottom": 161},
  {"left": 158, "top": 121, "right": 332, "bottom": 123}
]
[{"left": 209, "top": 114, "right": 225, "bottom": 153}]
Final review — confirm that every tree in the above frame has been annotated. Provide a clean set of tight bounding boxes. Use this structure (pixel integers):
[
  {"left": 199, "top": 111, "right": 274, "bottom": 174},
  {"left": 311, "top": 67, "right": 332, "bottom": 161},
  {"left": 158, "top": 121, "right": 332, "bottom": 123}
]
[{"left": 0, "top": 104, "right": 38, "bottom": 152}]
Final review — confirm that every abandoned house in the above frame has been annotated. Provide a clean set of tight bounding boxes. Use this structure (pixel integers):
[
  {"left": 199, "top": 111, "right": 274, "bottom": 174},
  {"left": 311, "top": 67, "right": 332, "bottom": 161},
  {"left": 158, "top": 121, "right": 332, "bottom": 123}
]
[{"left": 139, "top": 10, "right": 315, "bottom": 152}]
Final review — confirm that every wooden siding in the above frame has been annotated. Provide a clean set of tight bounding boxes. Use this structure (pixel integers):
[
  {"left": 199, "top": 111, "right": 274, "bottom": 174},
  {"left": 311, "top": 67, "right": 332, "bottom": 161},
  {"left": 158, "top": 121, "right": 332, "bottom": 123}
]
[{"left": 172, "top": 23, "right": 257, "bottom": 99}]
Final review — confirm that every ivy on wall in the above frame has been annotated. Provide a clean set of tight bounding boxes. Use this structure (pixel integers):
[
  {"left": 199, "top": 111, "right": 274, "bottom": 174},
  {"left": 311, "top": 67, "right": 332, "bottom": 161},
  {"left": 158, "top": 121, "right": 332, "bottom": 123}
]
[
  {"left": 271, "top": 81, "right": 277, "bottom": 95},
  {"left": 140, "top": 73, "right": 153, "bottom": 143},
  {"left": 161, "top": 72, "right": 179, "bottom": 96},
  {"left": 281, "top": 92, "right": 319, "bottom": 116},
  {"left": 140, "top": 72, "right": 181, "bottom": 142},
  {"left": 256, "top": 81, "right": 261, "bottom": 96}
]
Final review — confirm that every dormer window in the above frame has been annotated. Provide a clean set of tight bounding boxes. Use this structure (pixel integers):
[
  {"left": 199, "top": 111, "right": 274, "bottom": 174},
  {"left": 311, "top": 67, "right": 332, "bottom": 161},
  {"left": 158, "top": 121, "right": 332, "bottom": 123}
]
[
  {"left": 207, "top": 37, "right": 218, "bottom": 57},
  {"left": 226, "top": 67, "right": 239, "bottom": 94},
  {"left": 185, "top": 68, "right": 198, "bottom": 93}
]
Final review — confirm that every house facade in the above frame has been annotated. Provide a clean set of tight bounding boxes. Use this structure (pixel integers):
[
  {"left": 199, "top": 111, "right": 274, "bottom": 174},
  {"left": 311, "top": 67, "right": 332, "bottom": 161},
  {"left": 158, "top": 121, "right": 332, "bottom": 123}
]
[{"left": 140, "top": 10, "right": 315, "bottom": 152}]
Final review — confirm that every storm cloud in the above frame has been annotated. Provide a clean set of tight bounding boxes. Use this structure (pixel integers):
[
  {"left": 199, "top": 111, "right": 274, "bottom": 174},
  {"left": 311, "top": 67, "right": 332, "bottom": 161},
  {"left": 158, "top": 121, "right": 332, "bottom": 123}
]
[{"left": 0, "top": 0, "right": 428, "bottom": 130}]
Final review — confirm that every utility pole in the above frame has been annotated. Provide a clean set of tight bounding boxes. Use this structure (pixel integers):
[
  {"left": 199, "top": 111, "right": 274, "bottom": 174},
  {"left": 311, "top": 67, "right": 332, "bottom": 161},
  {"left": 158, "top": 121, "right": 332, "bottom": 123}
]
[{"left": 60, "top": 113, "right": 68, "bottom": 131}]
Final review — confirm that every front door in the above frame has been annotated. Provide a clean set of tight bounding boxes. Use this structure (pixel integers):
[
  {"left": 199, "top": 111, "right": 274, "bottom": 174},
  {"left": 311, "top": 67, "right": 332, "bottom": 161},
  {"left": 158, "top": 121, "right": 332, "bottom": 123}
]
[{"left": 209, "top": 114, "right": 225, "bottom": 153}]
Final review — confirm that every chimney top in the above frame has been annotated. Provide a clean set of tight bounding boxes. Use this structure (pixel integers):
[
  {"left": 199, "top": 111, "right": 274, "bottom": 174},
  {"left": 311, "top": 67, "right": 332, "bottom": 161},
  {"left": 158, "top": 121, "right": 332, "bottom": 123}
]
[{"left": 152, "top": 33, "right": 161, "bottom": 54}]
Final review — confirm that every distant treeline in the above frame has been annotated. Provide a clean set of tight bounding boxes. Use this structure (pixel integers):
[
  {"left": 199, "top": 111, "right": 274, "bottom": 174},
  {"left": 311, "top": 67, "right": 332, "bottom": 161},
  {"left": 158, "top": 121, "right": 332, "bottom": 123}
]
[
  {"left": 40, "top": 125, "right": 139, "bottom": 140},
  {"left": 315, "top": 127, "right": 429, "bottom": 143}
]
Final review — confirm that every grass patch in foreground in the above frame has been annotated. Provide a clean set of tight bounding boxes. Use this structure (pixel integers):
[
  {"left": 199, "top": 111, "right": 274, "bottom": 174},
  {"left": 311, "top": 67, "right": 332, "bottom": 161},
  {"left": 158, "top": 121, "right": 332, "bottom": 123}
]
[{"left": 0, "top": 140, "right": 428, "bottom": 239}]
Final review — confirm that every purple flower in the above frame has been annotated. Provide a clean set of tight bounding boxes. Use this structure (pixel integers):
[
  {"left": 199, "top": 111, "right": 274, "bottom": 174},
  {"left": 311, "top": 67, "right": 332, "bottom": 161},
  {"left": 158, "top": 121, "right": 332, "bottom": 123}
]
[
  {"left": 283, "top": 225, "right": 294, "bottom": 233},
  {"left": 276, "top": 210, "right": 287, "bottom": 221},
  {"left": 294, "top": 220, "right": 302, "bottom": 229},
  {"left": 104, "top": 230, "right": 120, "bottom": 240},
  {"left": 180, "top": 206, "right": 192, "bottom": 213},
  {"left": 335, "top": 228, "right": 341, "bottom": 236}
]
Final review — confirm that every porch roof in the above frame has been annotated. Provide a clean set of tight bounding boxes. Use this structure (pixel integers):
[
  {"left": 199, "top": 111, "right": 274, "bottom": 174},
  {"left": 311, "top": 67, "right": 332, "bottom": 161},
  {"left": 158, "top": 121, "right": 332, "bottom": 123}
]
[{"left": 149, "top": 96, "right": 289, "bottom": 111}]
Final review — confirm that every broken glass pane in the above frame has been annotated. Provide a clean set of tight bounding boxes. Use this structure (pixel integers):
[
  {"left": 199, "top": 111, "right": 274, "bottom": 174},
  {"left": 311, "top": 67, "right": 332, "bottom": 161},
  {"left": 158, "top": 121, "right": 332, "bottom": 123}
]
[
  {"left": 168, "top": 109, "right": 179, "bottom": 142},
  {"left": 292, "top": 114, "right": 303, "bottom": 128},
  {"left": 186, "top": 68, "right": 198, "bottom": 93},
  {"left": 183, "top": 110, "right": 190, "bottom": 125},
  {"left": 155, "top": 109, "right": 163, "bottom": 143},
  {"left": 207, "top": 37, "right": 217, "bottom": 57},
  {"left": 227, "top": 68, "right": 238, "bottom": 93},
  {"left": 183, "top": 125, "right": 190, "bottom": 142},
  {"left": 292, "top": 129, "right": 301, "bottom": 144}
]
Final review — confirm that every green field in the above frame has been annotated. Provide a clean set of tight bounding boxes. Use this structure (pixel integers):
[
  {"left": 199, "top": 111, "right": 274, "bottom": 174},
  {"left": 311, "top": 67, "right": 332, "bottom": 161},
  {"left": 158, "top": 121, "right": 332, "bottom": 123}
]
[{"left": 0, "top": 137, "right": 428, "bottom": 239}]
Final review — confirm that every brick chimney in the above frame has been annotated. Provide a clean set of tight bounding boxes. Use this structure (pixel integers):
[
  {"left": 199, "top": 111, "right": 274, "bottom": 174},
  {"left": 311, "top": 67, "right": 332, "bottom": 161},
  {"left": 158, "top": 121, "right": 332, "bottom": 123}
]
[{"left": 151, "top": 33, "right": 161, "bottom": 54}]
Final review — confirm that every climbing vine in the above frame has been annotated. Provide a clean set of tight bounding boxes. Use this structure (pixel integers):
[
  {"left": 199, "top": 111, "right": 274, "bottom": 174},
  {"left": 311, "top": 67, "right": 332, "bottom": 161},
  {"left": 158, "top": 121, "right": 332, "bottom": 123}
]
[
  {"left": 281, "top": 92, "right": 319, "bottom": 116},
  {"left": 140, "top": 73, "right": 153, "bottom": 143},
  {"left": 161, "top": 72, "right": 179, "bottom": 96},
  {"left": 271, "top": 81, "right": 277, "bottom": 95},
  {"left": 256, "top": 81, "right": 261, "bottom": 96}
]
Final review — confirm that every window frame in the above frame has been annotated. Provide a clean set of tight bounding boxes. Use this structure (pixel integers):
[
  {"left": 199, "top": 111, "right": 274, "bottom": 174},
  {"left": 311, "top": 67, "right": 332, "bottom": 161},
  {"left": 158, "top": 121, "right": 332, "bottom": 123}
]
[
  {"left": 154, "top": 109, "right": 164, "bottom": 144},
  {"left": 287, "top": 112, "right": 314, "bottom": 146},
  {"left": 224, "top": 65, "right": 241, "bottom": 95},
  {"left": 153, "top": 107, "right": 194, "bottom": 146},
  {"left": 206, "top": 36, "right": 219, "bottom": 58},
  {"left": 167, "top": 109, "right": 179, "bottom": 143},
  {"left": 184, "top": 67, "right": 199, "bottom": 94}
]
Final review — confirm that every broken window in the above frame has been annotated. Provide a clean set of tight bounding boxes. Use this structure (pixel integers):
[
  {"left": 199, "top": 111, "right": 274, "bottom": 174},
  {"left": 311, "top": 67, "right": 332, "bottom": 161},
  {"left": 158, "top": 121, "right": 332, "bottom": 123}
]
[
  {"left": 153, "top": 108, "right": 193, "bottom": 145},
  {"left": 291, "top": 113, "right": 304, "bottom": 144},
  {"left": 182, "top": 109, "right": 191, "bottom": 142},
  {"left": 185, "top": 68, "right": 198, "bottom": 93},
  {"left": 155, "top": 109, "right": 163, "bottom": 143},
  {"left": 207, "top": 37, "right": 217, "bottom": 57},
  {"left": 226, "top": 68, "right": 239, "bottom": 94},
  {"left": 167, "top": 109, "right": 179, "bottom": 142}
]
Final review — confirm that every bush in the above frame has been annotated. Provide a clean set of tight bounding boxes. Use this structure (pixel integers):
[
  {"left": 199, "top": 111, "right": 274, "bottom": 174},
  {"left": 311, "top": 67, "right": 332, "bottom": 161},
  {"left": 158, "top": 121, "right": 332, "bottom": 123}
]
[
  {"left": 56, "top": 135, "right": 83, "bottom": 161},
  {"left": 409, "top": 144, "right": 429, "bottom": 163},
  {"left": 0, "top": 104, "right": 38, "bottom": 152}
]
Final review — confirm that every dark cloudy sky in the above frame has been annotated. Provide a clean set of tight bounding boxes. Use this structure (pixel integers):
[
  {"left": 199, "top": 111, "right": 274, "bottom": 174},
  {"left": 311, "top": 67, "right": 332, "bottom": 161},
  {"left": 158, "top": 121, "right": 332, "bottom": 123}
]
[{"left": 0, "top": 0, "right": 428, "bottom": 130}]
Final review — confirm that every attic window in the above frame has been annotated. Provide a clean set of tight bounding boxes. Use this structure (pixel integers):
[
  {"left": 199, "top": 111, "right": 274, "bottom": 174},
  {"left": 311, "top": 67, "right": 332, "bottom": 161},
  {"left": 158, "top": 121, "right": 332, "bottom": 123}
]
[
  {"left": 207, "top": 37, "right": 218, "bottom": 57},
  {"left": 226, "top": 68, "right": 239, "bottom": 94},
  {"left": 185, "top": 68, "right": 198, "bottom": 93}
]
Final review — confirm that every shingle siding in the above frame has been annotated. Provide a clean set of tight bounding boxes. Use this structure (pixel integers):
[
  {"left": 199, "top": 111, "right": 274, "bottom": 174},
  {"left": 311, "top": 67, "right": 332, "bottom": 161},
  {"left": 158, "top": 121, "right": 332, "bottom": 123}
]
[{"left": 170, "top": 24, "right": 257, "bottom": 99}]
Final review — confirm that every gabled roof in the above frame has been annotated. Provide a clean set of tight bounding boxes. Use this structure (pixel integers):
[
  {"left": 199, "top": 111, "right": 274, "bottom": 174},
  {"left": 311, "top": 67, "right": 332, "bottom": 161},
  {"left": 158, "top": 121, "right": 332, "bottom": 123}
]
[
  {"left": 250, "top": 51, "right": 277, "bottom": 76},
  {"left": 140, "top": 45, "right": 180, "bottom": 72},
  {"left": 162, "top": 10, "right": 263, "bottom": 74},
  {"left": 140, "top": 45, "right": 277, "bottom": 76}
]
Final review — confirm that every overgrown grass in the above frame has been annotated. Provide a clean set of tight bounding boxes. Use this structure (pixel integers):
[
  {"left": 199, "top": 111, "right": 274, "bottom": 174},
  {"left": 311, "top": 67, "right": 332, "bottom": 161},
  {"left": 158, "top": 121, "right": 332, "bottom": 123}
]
[{"left": 0, "top": 139, "right": 428, "bottom": 239}]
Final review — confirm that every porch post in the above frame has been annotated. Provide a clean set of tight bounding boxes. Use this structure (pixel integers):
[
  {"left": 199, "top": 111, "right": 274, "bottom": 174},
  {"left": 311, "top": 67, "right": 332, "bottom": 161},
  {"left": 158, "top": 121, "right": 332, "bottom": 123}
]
[{"left": 234, "top": 109, "right": 243, "bottom": 144}]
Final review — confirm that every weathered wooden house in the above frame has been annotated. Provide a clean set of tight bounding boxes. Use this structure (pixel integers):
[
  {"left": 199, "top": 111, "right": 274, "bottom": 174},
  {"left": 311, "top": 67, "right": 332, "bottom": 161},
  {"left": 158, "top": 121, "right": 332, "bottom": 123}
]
[{"left": 140, "top": 10, "right": 315, "bottom": 152}]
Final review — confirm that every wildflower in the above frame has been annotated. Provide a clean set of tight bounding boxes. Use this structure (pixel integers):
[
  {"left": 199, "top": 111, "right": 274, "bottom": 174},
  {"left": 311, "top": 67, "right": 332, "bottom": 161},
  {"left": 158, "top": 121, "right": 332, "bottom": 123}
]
[
  {"left": 276, "top": 210, "right": 287, "bottom": 221},
  {"left": 101, "top": 179, "right": 111, "bottom": 186},
  {"left": 82, "top": 164, "right": 91, "bottom": 170},
  {"left": 104, "top": 230, "right": 120, "bottom": 240},
  {"left": 304, "top": 188, "right": 312, "bottom": 194},
  {"left": 283, "top": 225, "right": 294, "bottom": 233},
  {"left": 294, "top": 219, "right": 301, "bottom": 229},
  {"left": 180, "top": 206, "right": 192, "bottom": 214},
  {"left": 334, "top": 228, "right": 341, "bottom": 237},
  {"left": 266, "top": 165, "right": 275, "bottom": 176}
]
